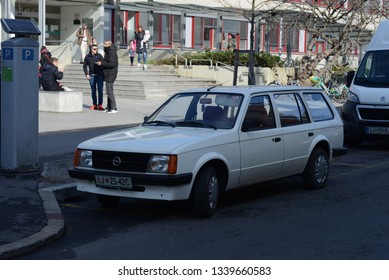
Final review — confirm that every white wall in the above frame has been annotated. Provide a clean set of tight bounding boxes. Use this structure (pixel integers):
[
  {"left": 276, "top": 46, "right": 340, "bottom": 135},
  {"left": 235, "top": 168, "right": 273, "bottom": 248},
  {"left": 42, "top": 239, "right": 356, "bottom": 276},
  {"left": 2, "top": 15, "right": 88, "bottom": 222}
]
[{"left": 60, "top": 4, "right": 104, "bottom": 63}]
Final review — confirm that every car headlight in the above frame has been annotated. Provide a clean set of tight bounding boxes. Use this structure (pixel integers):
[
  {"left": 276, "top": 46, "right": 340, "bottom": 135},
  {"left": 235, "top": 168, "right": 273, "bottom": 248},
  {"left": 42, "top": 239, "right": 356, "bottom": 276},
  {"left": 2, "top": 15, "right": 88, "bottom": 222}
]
[
  {"left": 148, "top": 155, "right": 177, "bottom": 174},
  {"left": 74, "top": 149, "right": 93, "bottom": 167},
  {"left": 347, "top": 90, "right": 360, "bottom": 103}
]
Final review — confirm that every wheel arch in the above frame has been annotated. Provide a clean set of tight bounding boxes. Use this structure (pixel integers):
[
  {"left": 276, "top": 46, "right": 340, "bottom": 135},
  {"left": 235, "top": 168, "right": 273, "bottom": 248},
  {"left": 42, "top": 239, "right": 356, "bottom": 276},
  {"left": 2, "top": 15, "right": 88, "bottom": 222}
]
[
  {"left": 309, "top": 138, "right": 331, "bottom": 160},
  {"left": 190, "top": 157, "right": 229, "bottom": 197}
]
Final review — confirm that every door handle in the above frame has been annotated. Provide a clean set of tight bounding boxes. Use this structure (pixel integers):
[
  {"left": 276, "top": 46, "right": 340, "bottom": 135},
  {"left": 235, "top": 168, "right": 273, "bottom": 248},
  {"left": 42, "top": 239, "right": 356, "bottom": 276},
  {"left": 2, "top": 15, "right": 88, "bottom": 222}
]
[
  {"left": 272, "top": 137, "right": 281, "bottom": 143},
  {"left": 308, "top": 132, "right": 314, "bottom": 137}
]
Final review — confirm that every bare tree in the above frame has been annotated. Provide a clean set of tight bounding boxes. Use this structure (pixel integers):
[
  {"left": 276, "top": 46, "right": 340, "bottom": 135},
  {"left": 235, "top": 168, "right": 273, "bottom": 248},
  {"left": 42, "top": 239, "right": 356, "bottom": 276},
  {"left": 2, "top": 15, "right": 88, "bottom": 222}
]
[
  {"left": 216, "top": 0, "right": 283, "bottom": 84},
  {"left": 283, "top": 0, "right": 385, "bottom": 84}
]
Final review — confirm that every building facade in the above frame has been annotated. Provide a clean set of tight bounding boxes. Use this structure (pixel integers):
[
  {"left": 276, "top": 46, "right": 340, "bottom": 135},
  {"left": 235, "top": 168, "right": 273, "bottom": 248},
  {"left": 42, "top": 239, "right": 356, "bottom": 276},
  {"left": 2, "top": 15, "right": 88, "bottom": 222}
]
[{"left": 0, "top": 0, "right": 385, "bottom": 64}]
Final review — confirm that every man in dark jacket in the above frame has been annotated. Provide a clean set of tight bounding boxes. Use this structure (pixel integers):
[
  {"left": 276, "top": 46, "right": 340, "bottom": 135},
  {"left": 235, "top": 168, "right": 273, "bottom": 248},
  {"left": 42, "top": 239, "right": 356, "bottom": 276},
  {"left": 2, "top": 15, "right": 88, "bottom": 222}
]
[
  {"left": 96, "top": 40, "right": 118, "bottom": 113},
  {"left": 83, "top": 44, "right": 104, "bottom": 110},
  {"left": 41, "top": 57, "right": 64, "bottom": 91}
]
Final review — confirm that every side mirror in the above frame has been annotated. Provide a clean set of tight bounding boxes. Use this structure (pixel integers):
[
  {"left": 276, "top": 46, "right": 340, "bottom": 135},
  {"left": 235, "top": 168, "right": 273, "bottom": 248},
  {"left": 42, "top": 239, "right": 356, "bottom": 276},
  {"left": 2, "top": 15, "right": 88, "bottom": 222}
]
[
  {"left": 346, "top": 70, "right": 355, "bottom": 88},
  {"left": 143, "top": 116, "right": 149, "bottom": 122}
]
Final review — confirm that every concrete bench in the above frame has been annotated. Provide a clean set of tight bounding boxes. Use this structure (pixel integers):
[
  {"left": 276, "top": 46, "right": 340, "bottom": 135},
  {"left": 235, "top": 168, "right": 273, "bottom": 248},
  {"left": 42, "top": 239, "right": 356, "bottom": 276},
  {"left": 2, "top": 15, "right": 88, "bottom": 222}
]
[{"left": 39, "top": 90, "right": 83, "bottom": 113}]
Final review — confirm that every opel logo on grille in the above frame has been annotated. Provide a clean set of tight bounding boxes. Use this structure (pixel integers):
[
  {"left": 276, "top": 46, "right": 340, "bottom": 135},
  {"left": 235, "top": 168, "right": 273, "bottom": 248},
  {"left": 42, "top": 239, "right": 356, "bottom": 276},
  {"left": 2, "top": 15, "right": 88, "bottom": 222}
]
[{"left": 112, "top": 156, "right": 122, "bottom": 167}]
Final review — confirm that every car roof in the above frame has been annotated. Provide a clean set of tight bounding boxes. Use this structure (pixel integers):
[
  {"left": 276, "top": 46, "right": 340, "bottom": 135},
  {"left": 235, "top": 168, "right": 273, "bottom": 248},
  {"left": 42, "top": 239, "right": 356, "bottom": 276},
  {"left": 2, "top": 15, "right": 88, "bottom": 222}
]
[{"left": 179, "top": 85, "right": 323, "bottom": 96}]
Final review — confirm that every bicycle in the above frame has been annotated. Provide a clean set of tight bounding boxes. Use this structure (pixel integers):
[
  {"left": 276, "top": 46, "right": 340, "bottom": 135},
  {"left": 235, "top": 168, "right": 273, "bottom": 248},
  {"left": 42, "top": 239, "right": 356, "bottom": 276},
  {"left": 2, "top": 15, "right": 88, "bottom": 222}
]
[
  {"left": 287, "top": 74, "right": 300, "bottom": 86},
  {"left": 268, "top": 73, "right": 284, "bottom": 85},
  {"left": 309, "top": 76, "right": 347, "bottom": 103}
]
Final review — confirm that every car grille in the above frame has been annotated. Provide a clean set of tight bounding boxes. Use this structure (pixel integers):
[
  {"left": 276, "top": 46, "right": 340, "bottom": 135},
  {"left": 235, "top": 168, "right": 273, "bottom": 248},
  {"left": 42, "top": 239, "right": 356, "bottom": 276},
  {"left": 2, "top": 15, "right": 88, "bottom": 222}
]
[
  {"left": 358, "top": 107, "right": 389, "bottom": 122},
  {"left": 92, "top": 150, "right": 151, "bottom": 172}
]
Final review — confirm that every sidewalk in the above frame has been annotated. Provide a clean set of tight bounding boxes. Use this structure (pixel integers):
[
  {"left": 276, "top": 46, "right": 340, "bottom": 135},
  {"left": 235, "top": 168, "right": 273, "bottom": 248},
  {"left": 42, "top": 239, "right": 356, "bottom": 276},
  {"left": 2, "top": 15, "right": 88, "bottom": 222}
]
[{"left": 0, "top": 95, "right": 162, "bottom": 259}]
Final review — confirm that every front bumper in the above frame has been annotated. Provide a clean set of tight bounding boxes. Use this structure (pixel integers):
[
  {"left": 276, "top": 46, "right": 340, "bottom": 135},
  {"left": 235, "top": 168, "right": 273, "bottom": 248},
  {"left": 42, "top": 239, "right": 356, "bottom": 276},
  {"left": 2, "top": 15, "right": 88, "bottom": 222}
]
[
  {"left": 68, "top": 168, "right": 194, "bottom": 201},
  {"left": 68, "top": 168, "right": 193, "bottom": 186},
  {"left": 342, "top": 101, "right": 389, "bottom": 140}
]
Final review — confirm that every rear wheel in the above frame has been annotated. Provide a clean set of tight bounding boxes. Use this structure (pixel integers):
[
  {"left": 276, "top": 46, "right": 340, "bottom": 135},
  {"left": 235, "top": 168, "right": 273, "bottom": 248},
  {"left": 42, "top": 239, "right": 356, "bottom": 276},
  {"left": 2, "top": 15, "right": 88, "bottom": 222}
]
[
  {"left": 96, "top": 194, "right": 121, "bottom": 207},
  {"left": 192, "top": 166, "right": 220, "bottom": 218},
  {"left": 303, "top": 148, "right": 329, "bottom": 190}
]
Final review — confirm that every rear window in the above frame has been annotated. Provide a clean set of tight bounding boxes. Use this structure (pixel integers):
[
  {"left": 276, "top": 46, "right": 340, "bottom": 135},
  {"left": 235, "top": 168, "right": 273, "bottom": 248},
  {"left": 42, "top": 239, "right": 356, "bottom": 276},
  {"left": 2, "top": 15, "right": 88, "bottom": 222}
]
[{"left": 303, "top": 92, "right": 334, "bottom": 122}]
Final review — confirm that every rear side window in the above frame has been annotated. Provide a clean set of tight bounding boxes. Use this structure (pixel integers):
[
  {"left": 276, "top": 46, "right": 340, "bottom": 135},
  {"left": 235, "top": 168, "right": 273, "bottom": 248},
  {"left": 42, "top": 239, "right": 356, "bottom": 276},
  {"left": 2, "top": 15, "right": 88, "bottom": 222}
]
[
  {"left": 303, "top": 92, "right": 334, "bottom": 122},
  {"left": 274, "top": 93, "right": 310, "bottom": 127}
]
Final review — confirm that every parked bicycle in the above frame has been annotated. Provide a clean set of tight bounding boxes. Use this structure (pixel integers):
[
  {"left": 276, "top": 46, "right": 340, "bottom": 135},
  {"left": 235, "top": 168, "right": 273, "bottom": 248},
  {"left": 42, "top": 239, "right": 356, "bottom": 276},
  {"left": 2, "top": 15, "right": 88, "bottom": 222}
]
[
  {"left": 309, "top": 76, "right": 348, "bottom": 103},
  {"left": 287, "top": 74, "right": 300, "bottom": 86},
  {"left": 268, "top": 73, "right": 283, "bottom": 85}
]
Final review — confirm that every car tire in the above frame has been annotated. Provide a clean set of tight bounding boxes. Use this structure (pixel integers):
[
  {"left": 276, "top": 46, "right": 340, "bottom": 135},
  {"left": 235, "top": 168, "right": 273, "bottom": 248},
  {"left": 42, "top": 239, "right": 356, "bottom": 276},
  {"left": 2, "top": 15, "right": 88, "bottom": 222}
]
[
  {"left": 303, "top": 148, "right": 329, "bottom": 190},
  {"left": 96, "top": 194, "right": 121, "bottom": 207},
  {"left": 192, "top": 166, "right": 220, "bottom": 218}
]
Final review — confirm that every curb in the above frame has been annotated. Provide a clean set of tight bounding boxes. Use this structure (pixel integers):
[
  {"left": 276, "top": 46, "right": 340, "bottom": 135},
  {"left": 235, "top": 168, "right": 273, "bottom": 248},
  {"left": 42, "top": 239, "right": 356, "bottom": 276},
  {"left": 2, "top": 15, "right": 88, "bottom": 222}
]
[{"left": 0, "top": 187, "right": 66, "bottom": 259}]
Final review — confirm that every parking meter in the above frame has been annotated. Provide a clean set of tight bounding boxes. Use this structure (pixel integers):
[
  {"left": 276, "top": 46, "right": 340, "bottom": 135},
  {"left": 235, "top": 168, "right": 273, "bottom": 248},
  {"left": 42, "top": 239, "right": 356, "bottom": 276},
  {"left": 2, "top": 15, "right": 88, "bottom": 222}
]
[{"left": 1, "top": 19, "right": 41, "bottom": 172}]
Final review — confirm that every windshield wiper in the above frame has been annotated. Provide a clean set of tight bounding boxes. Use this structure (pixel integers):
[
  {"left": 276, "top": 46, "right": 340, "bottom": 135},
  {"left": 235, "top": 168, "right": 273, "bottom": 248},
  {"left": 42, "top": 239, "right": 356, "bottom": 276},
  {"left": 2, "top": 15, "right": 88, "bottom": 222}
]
[
  {"left": 143, "top": 120, "right": 176, "bottom": 127},
  {"left": 175, "top": 120, "right": 217, "bottom": 130}
]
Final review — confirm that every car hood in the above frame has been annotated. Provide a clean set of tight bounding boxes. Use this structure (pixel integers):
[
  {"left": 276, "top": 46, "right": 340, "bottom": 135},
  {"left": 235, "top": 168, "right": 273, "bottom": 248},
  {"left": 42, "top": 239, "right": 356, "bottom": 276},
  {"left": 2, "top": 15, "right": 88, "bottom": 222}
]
[
  {"left": 351, "top": 84, "right": 389, "bottom": 104},
  {"left": 77, "top": 125, "right": 230, "bottom": 154}
]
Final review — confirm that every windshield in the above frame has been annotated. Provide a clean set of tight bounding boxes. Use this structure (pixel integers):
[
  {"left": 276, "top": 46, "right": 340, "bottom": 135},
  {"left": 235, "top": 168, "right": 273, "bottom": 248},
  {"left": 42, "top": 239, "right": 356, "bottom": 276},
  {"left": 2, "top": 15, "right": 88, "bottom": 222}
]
[
  {"left": 143, "top": 92, "right": 243, "bottom": 129},
  {"left": 354, "top": 50, "right": 389, "bottom": 87}
]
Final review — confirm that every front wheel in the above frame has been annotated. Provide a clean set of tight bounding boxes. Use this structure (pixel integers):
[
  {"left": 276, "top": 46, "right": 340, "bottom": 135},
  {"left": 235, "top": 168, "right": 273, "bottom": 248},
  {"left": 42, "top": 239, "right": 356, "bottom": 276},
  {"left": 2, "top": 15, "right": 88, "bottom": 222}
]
[
  {"left": 192, "top": 166, "right": 220, "bottom": 218},
  {"left": 303, "top": 148, "right": 329, "bottom": 190}
]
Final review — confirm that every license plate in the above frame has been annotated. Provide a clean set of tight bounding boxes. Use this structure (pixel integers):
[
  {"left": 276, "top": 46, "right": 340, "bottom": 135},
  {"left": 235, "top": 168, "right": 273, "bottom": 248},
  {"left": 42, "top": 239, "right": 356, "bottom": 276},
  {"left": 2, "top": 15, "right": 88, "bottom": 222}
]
[
  {"left": 366, "top": 126, "right": 389, "bottom": 135},
  {"left": 95, "top": 175, "right": 133, "bottom": 190}
]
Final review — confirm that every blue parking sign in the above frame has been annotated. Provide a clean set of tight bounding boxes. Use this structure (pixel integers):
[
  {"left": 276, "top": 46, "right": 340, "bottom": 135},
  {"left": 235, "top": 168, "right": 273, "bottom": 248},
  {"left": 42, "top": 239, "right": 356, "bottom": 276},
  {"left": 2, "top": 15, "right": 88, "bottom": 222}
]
[
  {"left": 2, "top": 48, "right": 13, "bottom": 60},
  {"left": 22, "top": 49, "right": 34, "bottom": 60}
]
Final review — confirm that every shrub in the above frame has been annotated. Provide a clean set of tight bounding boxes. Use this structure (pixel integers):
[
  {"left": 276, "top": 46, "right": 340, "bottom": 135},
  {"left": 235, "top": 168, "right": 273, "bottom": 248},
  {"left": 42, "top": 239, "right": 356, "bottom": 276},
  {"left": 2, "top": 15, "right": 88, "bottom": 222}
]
[{"left": 155, "top": 50, "right": 284, "bottom": 68}]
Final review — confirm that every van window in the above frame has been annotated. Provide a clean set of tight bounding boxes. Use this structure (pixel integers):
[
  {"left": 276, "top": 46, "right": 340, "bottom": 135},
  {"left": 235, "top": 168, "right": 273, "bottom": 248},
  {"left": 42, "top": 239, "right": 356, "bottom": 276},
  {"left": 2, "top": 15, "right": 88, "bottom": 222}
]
[{"left": 354, "top": 50, "right": 389, "bottom": 88}]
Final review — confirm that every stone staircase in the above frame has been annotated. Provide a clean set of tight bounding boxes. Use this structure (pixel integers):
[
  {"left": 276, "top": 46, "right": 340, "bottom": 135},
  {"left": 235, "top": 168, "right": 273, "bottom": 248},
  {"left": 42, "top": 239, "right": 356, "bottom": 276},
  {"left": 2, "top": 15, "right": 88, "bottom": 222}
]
[{"left": 61, "top": 63, "right": 219, "bottom": 100}]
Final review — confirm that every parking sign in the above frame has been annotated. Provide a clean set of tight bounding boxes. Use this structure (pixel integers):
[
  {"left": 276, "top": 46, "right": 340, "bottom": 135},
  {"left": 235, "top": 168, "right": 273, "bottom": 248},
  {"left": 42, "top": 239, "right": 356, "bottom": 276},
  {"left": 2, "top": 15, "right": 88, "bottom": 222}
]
[
  {"left": 2, "top": 48, "right": 13, "bottom": 60},
  {"left": 22, "top": 48, "right": 34, "bottom": 61}
]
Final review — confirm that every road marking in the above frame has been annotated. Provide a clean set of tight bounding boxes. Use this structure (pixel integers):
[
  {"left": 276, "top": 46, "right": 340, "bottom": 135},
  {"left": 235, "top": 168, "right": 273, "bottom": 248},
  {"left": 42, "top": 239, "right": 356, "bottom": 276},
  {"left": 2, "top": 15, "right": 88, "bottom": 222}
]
[{"left": 332, "top": 162, "right": 368, "bottom": 167}]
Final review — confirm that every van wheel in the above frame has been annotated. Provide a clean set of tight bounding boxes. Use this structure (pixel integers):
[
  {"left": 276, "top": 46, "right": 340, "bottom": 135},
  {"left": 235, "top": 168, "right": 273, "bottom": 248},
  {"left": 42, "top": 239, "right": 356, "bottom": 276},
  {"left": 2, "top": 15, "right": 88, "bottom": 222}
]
[
  {"left": 192, "top": 166, "right": 220, "bottom": 218},
  {"left": 303, "top": 148, "right": 329, "bottom": 190},
  {"left": 96, "top": 194, "right": 121, "bottom": 207}
]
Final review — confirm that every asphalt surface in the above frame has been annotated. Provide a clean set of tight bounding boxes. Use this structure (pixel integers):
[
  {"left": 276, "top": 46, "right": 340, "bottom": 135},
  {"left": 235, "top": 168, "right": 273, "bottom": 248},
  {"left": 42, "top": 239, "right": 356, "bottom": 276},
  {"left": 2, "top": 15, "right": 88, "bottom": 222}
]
[{"left": 0, "top": 95, "right": 161, "bottom": 259}]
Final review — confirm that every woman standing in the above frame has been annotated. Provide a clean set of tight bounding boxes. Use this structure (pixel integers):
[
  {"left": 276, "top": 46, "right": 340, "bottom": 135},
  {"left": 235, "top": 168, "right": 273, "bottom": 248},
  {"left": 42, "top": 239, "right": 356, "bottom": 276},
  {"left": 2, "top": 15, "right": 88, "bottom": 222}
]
[{"left": 134, "top": 25, "right": 147, "bottom": 68}]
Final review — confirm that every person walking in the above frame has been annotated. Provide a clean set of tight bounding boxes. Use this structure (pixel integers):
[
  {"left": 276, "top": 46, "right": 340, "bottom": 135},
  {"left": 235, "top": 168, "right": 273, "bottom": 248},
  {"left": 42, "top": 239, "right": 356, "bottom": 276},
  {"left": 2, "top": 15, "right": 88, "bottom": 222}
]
[
  {"left": 83, "top": 44, "right": 104, "bottom": 110},
  {"left": 96, "top": 40, "right": 119, "bottom": 113},
  {"left": 76, "top": 23, "right": 92, "bottom": 64},
  {"left": 127, "top": 39, "right": 136, "bottom": 66},
  {"left": 134, "top": 25, "right": 147, "bottom": 68},
  {"left": 41, "top": 57, "right": 65, "bottom": 91}
]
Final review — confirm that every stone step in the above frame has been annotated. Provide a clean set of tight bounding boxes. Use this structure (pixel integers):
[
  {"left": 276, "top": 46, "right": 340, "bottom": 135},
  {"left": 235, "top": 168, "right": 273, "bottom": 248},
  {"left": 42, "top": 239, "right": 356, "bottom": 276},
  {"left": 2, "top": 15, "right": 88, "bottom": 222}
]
[{"left": 62, "top": 63, "right": 217, "bottom": 99}]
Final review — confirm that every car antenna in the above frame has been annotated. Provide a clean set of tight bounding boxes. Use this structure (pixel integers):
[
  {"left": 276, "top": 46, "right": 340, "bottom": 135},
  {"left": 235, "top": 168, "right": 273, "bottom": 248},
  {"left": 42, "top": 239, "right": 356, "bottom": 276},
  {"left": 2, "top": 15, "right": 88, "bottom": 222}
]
[{"left": 206, "top": 85, "right": 218, "bottom": 91}]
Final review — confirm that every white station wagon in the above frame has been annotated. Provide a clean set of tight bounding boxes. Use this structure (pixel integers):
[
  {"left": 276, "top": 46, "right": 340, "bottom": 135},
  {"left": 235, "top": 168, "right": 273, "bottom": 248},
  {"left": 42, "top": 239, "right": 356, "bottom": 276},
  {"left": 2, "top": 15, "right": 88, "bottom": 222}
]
[{"left": 69, "top": 86, "right": 347, "bottom": 217}]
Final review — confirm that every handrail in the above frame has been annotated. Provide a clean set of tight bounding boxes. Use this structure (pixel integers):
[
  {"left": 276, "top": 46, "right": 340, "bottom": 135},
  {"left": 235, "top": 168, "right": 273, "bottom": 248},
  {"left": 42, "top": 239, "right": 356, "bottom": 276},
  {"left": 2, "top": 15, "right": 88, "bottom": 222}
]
[
  {"left": 215, "top": 61, "right": 233, "bottom": 71},
  {"left": 46, "top": 40, "right": 73, "bottom": 62},
  {"left": 174, "top": 53, "right": 188, "bottom": 68},
  {"left": 189, "top": 58, "right": 213, "bottom": 69}
]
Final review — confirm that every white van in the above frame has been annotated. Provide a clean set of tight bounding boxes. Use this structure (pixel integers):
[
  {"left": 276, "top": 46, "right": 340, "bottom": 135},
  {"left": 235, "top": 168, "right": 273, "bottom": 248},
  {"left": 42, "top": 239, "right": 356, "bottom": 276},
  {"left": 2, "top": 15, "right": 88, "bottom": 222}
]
[{"left": 342, "top": 20, "right": 389, "bottom": 144}]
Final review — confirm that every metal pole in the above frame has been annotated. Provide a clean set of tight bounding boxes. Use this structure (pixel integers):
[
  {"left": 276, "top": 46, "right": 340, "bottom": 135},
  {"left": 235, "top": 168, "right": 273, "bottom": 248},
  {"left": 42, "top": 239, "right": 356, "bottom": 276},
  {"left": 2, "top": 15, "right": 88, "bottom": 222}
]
[
  {"left": 38, "top": 0, "right": 45, "bottom": 47},
  {"left": 114, "top": 0, "right": 121, "bottom": 49}
]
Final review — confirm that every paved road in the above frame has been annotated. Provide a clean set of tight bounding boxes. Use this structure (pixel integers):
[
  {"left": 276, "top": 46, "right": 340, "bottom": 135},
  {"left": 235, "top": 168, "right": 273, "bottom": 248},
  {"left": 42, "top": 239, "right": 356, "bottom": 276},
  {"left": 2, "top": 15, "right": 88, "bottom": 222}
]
[{"left": 17, "top": 139, "right": 389, "bottom": 260}]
